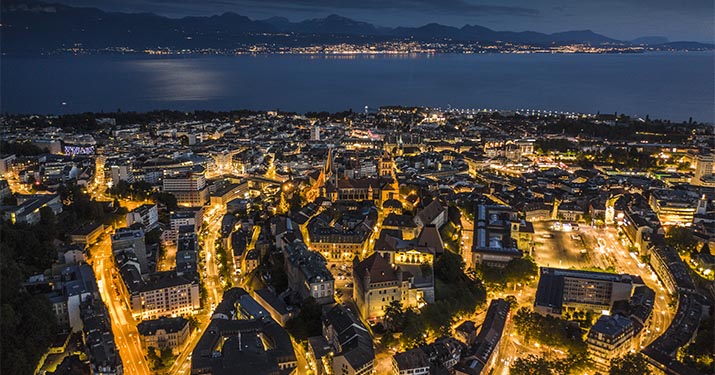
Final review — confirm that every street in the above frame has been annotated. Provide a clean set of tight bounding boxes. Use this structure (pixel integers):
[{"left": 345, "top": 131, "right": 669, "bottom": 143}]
[
  {"left": 168, "top": 203, "right": 225, "bottom": 374},
  {"left": 491, "top": 221, "right": 675, "bottom": 374},
  {"left": 90, "top": 234, "right": 151, "bottom": 375},
  {"left": 82, "top": 176, "right": 675, "bottom": 375}
]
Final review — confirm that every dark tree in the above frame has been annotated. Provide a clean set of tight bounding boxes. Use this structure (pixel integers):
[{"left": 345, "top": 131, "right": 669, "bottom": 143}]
[
  {"left": 511, "top": 355, "right": 567, "bottom": 375},
  {"left": 1, "top": 220, "right": 59, "bottom": 375},
  {"left": 434, "top": 250, "right": 465, "bottom": 283},
  {"left": 665, "top": 227, "right": 698, "bottom": 255},
  {"left": 2, "top": 193, "right": 17, "bottom": 205},
  {"left": 285, "top": 297, "right": 322, "bottom": 340},
  {"left": 505, "top": 295, "right": 518, "bottom": 310},
  {"left": 609, "top": 353, "right": 652, "bottom": 375},
  {"left": 503, "top": 256, "right": 538, "bottom": 284},
  {"left": 383, "top": 301, "right": 406, "bottom": 332},
  {"left": 153, "top": 192, "right": 178, "bottom": 211}
]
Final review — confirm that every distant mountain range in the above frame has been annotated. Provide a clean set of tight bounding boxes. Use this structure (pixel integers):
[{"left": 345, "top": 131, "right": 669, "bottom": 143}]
[{"left": 2, "top": 2, "right": 713, "bottom": 54}]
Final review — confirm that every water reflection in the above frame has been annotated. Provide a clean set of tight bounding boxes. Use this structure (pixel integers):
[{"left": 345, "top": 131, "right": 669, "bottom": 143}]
[
  {"left": 1, "top": 53, "right": 713, "bottom": 122},
  {"left": 128, "top": 59, "right": 226, "bottom": 101}
]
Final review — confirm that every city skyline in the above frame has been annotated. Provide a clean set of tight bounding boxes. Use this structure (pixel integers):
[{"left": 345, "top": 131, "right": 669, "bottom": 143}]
[
  {"left": 2, "top": 107, "right": 713, "bottom": 375},
  {"left": 1, "top": 2, "right": 713, "bottom": 375}
]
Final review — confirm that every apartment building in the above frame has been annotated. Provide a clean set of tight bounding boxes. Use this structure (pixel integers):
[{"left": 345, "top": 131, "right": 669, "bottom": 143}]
[
  {"left": 587, "top": 314, "right": 635, "bottom": 370},
  {"left": 112, "top": 227, "right": 149, "bottom": 274},
  {"left": 163, "top": 169, "right": 209, "bottom": 207},
  {"left": 118, "top": 267, "right": 200, "bottom": 321},
  {"left": 137, "top": 317, "right": 191, "bottom": 355},
  {"left": 534, "top": 267, "right": 642, "bottom": 316},
  {"left": 126, "top": 204, "right": 159, "bottom": 231}
]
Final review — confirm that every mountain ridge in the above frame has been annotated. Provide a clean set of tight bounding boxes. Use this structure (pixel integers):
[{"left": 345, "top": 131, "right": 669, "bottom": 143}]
[{"left": 2, "top": 1, "right": 712, "bottom": 54}]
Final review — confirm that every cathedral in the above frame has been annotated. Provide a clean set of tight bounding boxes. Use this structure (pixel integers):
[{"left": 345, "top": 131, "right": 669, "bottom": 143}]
[{"left": 311, "top": 148, "right": 398, "bottom": 208}]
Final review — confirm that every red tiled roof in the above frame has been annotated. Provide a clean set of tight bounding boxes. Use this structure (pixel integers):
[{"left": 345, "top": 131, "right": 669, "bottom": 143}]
[{"left": 355, "top": 253, "right": 397, "bottom": 283}]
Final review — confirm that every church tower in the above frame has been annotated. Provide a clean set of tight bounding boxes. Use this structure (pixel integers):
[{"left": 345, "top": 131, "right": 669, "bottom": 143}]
[{"left": 378, "top": 150, "right": 395, "bottom": 179}]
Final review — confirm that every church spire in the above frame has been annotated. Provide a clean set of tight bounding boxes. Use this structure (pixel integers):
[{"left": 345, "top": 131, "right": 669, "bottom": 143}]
[{"left": 324, "top": 147, "right": 334, "bottom": 177}]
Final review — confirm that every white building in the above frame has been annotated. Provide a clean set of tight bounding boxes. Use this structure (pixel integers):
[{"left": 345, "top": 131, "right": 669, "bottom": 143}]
[
  {"left": 163, "top": 170, "right": 209, "bottom": 207},
  {"left": 311, "top": 125, "right": 321, "bottom": 141},
  {"left": 126, "top": 204, "right": 159, "bottom": 230}
]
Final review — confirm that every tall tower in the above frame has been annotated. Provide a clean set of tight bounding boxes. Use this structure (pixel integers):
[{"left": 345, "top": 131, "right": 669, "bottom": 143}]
[
  {"left": 693, "top": 154, "right": 714, "bottom": 185},
  {"left": 324, "top": 147, "right": 334, "bottom": 179},
  {"left": 378, "top": 150, "right": 394, "bottom": 178},
  {"left": 311, "top": 125, "right": 321, "bottom": 141},
  {"left": 697, "top": 195, "right": 708, "bottom": 215}
]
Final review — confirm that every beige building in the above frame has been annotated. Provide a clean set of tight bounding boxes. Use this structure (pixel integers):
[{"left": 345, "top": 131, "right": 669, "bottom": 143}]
[
  {"left": 163, "top": 170, "right": 209, "bottom": 207},
  {"left": 510, "top": 220, "right": 535, "bottom": 255},
  {"left": 137, "top": 317, "right": 190, "bottom": 355},
  {"left": 353, "top": 253, "right": 423, "bottom": 322},
  {"left": 692, "top": 153, "right": 715, "bottom": 186},
  {"left": 310, "top": 233, "right": 371, "bottom": 262},
  {"left": 119, "top": 269, "right": 201, "bottom": 320}
]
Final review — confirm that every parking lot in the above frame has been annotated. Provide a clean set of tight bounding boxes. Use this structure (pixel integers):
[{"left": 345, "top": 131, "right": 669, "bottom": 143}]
[{"left": 531, "top": 221, "right": 590, "bottom": 269}]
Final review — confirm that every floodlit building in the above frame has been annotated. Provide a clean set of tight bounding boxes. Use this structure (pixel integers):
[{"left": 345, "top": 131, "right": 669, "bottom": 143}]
[
  {"left": 648, "top": 189, "right": 698, "bottom": 226},
  {"left": 163, "top": 169, "right": 209, "bottom": 207},
  {"left": 118, "top": 268, "right": 201, "bottom": 321},
  {"left": 587, "top": 314, "right": 635, "bottom": 370},
  {"left": 353, "top": 252, "right": 424, "bottom": 322},
  {"left": 534, "top": 267, "right": 642, "bottom": 316},
  {"left": 692, "top": 153, "right": 715, "bottom": 187},
  {"left": 137, "top": 317, "right": 191, "bottom": 355}
]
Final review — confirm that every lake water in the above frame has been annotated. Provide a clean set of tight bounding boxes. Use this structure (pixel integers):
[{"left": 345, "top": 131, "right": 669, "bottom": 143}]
[{"left": 2, "top": 52, "right": 713, "bottom": 122}]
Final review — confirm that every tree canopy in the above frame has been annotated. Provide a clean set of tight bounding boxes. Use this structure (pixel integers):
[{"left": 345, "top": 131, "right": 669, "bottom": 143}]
[
  {"left": 512, "top": 307, "right": 589, "bottom": 369},
  {"left": 665, "top": 227, "right": 699, "bottom": 255},
  {"left": 285, "top": 297, "right": 322, "bottom": 341},
  {"left": 1, "top": 219, "right": 59, "bottom": 374},
  {"left": 510, "top": 354, "right": 569, "bottom": 375},
  {"left": 609, "top": 353, "right": 652, "bottom": 375}
]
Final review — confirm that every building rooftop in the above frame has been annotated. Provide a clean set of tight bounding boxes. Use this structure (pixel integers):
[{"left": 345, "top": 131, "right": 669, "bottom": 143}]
[
  {"left": 394, "top": 348, "right": 430, "bottom": 370},
  {"left": 354, "top": 252, "right": 398, "bottom": 284},
  {"left": 137, "top": 317, "right": 189, "bottom": 336},
  {"left": 255, "top": 288, "right": 290, "bottom": 316},
  {"left": 70, "top": 222, "right": 103, "bottom": 236},
  {"left": 471, "top": 299, "right": 509, "bottom": 365},
  {"left": 192, "top": 288, "right": 295, "bottom": 375},
  {"left": 589, "top": 314, "right": 633, "bottom": 338},
  {"left": 323, "top": 304, "right": 375, "bottom": 371}
]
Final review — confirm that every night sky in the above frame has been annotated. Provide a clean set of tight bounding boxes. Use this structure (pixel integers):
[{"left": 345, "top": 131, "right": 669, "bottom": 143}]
[{"left": 49, "top": 0, "right": 714, "bottom": 42}]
